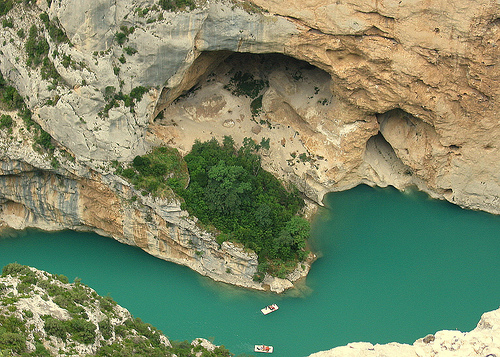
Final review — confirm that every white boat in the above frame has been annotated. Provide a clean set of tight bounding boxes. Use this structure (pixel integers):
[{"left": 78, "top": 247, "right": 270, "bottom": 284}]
[
  {"left": 260, "top": 304, "right": 279, "bottom": 315},
  {"left": 254, "top": 345, "right": 273, "bottom": 353}
]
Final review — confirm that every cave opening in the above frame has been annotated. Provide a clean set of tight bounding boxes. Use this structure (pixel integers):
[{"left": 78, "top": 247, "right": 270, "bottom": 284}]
[
  {"left": 150, "top": 51, "right": 334, "bottom": 162},
  {"left": 365, "top": 130, "right": 414, "bottom": 178}
]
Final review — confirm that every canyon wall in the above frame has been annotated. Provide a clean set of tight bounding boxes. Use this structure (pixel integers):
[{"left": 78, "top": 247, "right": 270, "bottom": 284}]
[{"left": 0, "top": 0, "right": 498, "bottom": 294}]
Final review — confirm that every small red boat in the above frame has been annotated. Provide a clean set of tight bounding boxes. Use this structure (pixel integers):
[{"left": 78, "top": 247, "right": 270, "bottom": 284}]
[
  {"left": 254, "top": 345, "right": 273, "bottom": 353},
  {"left": 260, "top": 304, "right": 279, "bottom": 315}
]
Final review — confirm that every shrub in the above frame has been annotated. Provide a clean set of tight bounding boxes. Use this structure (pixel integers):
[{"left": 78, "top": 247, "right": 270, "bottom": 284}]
[
  {"left": 260, "top": 137, "right": 270, "bottom": 150},
  {"left": 114, "top": 32, "right": 127, "bottom": 45},
  {"left": 2, "top": 18, "right": 13, "bottom": 28},
  {"left": 34, "top": 129, "right": 55, "bottom": 152},
  {"left": 159, "top": 0, "right": 195, "bottom": 11},
  {"left": 130, "top": 86, "right": 147, "bottom": 101},
  {"left": 0, "top": 1, "right": 14, "bottom": 16},
  {"left": 224, "top": 71, "right": 268, "bottom": 99},
  {"left": 25, "top": 26, "right": 50, "bottom": 66},
  {"left": 47, "top": 21, "right": 69, "bottom": 43},
  {"left": 44, "top": 317, "right": 67, "bottom": 340},
  {"left": 1, "top": 81, "right": 25, "bottom": 110},
  {"left": 250, "top": 94, "right": 263, "bottom": 116},
  {"left": 98, "top": 318, "right": 113, "bottom": 340},
  {"left": 123, "top": 46, "right": 137, "bottom": 56},
  {"left": 40, "top": 56, "right": 60, "bottom": 81},
  {"left": 61, "top": 54, "right": 71, "bottom": 68},
  {"left": 0, "top": 332, "right": 26, "bottom": 354},
  {"left": 119, "top": 146, "right": 188, "bottom": 198},
  {"left": 67, "top": 318, "right": 96, "bottom": 344},
  {"left": 0, "top": 114, "right": 13, "bottom": 129},
  {"left": 2, "top": 262, "right": 29, "bottom": 277},
  {"left": 23, "top": 310, "right": 33, "bottom": 318},
  {"left": 39, "top": 12, "right": 49, "bottom": 25}
]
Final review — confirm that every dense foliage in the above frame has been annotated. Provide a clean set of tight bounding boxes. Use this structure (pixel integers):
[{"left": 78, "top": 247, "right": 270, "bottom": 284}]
[
  {"left": 116, "top": 137, "right": 310, "bottom": 277},
  {"left": 177, "top": 137, "right": 309, "bottom": 277},
  {"left": 159, "top": 0, "right": 195, "bottom": 11},
  {"left": 223, "top": 71, "right": 268, "bottom": 99},
  {"left": 39, "top": 12, "right": 70, "bottom": 45},
  {"left": 0, "top": 0, "right": 13, "bottom": 17},
  {"left": 0, "top": 73, "right": 55, "bottom": 153}
]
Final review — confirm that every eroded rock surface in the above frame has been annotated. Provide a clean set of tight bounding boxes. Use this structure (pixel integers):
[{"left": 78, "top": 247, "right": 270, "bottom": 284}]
[
  {"left": 0, "top": 0, "right": 498, "bottom": 295},
  {"left": 308, "top": 307, "right": 500, "bottom": 357}
]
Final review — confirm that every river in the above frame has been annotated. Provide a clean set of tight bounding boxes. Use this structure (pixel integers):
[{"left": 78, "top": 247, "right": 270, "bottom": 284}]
[{"left": 1, "top": 185, "right": 499, "bottom": 356}]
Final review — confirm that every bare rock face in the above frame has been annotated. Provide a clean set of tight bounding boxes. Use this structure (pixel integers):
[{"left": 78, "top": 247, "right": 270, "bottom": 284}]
[
  {"left": 245, "top": 0, "right": 500, "bottom": 213},
  {"left": 308, "top": 307, "right": 500, "bottom": 357}
]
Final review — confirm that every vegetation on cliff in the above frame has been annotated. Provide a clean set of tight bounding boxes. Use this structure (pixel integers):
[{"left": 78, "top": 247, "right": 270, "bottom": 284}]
[
  {"left": 0, "top": 263, "right": 233, "bottom": 356},
  {"left": 158, "top": 0, "right": 195, "bottom": 12},
  {"left": 113, "top": 146, "right": 189, "bottom": 198},
  {"left": 116, "top": 137, "right": 310, "bottom": 279},
  {"left": 180, "top": 137, "right": 309, "bottom": 278},
  {"left": 0, "top": 73, "right": 55, "bottom": 154}
]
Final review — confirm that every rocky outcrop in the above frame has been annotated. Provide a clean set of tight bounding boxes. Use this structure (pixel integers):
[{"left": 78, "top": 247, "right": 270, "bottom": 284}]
[
  {"left": 308, "top": 307, "right": 500, "bottom": 357},
  {"left": 0, "top": 263, "right": 228, "bottom": 355},
  {"left": 249, "top": 0, "right": 500, "bottom": 214}
]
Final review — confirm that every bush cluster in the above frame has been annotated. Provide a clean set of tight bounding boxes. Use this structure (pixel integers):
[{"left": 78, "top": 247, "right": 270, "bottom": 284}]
[
  {"left": 25, "top": 25, "right": 49, "bottom": 67},
  {"left": 44, "top": 316, "right": 96, "bottom": 344},
  {"left": 177, "top": 137, "right": 309, "bottom": 273},
  {"left": 224, "top": 71, "right": 268, "bottom": 99},
  {"left": 159, "top": 0, "right": 195, "bottom": 11},
  {"left": 99, "top": 86, "right": 149, "bottom": 117},
  {"left": 115, "top": 146, "right": 188, "bottom": 197},
  {"left": 114, "top": 25, "right": 134, "bottom": 46},
  {"left": 0, "top": 73, "right": 57, "bottom": 154},
  {"left": 0, "top": 0, "right": 13, "bottom": 17}
]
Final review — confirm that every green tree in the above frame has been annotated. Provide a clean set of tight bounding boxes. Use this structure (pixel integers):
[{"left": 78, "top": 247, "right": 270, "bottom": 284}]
[{"left": 205, "top": 160, "right": 252, "bottom": 216}]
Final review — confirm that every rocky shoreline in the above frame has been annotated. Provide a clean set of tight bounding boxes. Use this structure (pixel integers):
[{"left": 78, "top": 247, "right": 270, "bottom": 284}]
[
  {"left": 0, "top": 263, "right": 231, "bottom": 356},
  {"left": 309, "top": 307, "right": 500, "bottom": 357}
]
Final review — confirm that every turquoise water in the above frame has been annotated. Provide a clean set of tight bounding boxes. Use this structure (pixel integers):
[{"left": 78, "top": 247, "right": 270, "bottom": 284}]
[{"left": 1, "top": 185, "right": 500, "bottom": 356}]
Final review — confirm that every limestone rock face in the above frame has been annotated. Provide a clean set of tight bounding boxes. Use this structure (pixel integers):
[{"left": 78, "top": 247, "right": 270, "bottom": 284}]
[
  {"left": 248, "top": 0, "right": 500, "bottom": 212},
  {"left": 308, "top": 307, "right": 500, "bottom": 357},
  {"left": 0, "top": 0, "right": 498, "bottom": 294}
]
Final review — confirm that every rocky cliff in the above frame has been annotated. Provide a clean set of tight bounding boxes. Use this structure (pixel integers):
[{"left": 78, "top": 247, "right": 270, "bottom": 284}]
[
  {"left": 309, "top": 307, "right": 500, "bottom": 357},
  {"left": 0, "top": 0, "right": 498, "bottom": 295}
]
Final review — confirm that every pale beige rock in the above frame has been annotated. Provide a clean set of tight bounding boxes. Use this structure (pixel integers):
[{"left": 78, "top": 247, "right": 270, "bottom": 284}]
[
  {"left": 309, "top": 307, "right": 500, "bottom": 357},
  {"left": 245, "top": 0, "right": 500, "bottom": 212}
]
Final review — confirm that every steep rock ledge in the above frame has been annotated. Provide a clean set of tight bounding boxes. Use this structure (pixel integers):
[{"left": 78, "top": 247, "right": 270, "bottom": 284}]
[{"left": 0, "top": 111, "right": 307, "bottom": 293}]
